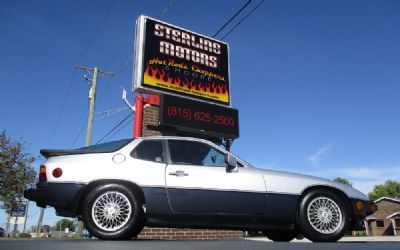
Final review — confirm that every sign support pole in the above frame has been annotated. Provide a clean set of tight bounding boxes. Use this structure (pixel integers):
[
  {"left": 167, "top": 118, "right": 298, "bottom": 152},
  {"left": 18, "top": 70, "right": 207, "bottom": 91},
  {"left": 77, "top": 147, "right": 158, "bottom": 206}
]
[
  {"left": 12, "top": 214, "right": 18, "bottom": 237},
  {"left": 36, "top": 207, "right": 44, "bottom": 237},
  {"left": 23, "top": 201, "right": 29, "bottom": 233}
]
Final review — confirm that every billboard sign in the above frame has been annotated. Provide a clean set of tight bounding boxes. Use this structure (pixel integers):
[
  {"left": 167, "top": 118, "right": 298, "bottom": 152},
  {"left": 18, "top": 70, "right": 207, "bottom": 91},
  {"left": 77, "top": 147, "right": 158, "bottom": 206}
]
[
  {"left": 160, "top": 95, "right": 239, "bottom": 138},
  {"left": 11, "top": 202, "right": 27, "bottom": 217},
  {"left": 8, "top": 216, "right": 25, "bottom": 225},
  {"left": 134, "top": 15, "right": 231, "bottom": 106}
]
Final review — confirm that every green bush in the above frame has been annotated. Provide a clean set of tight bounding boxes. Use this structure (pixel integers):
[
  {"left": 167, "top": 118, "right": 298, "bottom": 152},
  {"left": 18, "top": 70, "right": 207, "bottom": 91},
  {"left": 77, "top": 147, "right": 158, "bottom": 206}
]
[{"left": 18, "top": 233, "right": 32, "bottom": 238}]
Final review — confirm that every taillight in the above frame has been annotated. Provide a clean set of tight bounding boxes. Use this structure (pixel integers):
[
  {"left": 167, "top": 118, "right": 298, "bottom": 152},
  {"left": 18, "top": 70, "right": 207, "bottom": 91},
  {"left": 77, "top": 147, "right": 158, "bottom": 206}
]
[
  {"left": 39, "top": 165, "right": 47, "bottom": 182},
  {"left": 52, "top": 168, "right": 63, "bottom": 178}
]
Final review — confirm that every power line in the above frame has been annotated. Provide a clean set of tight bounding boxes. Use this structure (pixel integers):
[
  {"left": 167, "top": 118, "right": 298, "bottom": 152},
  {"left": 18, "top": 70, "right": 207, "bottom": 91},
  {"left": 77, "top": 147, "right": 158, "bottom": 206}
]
[
  {"left": 50, "top": 0, "right": 116, "bottom": 145},
  {"left": 221, "top": 0, "right": 264, "bottom": 40},
  {"left": 99, "top": 0, "right": 173, "bottom": 102},
  {"left": 102, "top": 34, "right": 132, "bottom": 70},
  {"left": 70, "top": 114, "right": 87, "bottom": 148},
  {"left": 97, "top": 52, "right": 133, "bottom": 103},
  {"left": 84, "top": 0, "right": 262, "bottom": 146},
  {"left": 98, "top": 0, "right": 244, "bottom": 144},
  {"left": 160, "top": 0, "right": 174, "bottom": 18},
  {"left": 70, "top": 52, "right": 133, "bottom": 147},
  {"left": 48, "top": 68, "right": 78, "bottom": 143},
  {"left": 78, "top": 0, "right": 116, "bottom": 63},
  {"left": 96, "top": 112, "right": 134, "bottom": 144},
  {"left": 104, "top": 113, "right": 133, "bottom": 142},
  {"left": 75, "top": 65, "right": 114, "bottom": 147},
  {"left": 212, "top": 0, "right": 251, "bottom": 38},
  {"left": 100, "top": 0, "right": 132, "bottom": 70},
  {"left": 94, "top": 0, "right": 172, "bottom": 115}
]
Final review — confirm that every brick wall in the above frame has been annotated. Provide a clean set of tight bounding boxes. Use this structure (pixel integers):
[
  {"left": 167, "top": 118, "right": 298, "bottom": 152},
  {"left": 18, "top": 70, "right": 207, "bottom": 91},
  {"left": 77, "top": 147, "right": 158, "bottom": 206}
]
[
  {"left": 138, "top": 228, "right": 243, "bottom": 240},
  {"left": 138, "top": 104, "right": 243, "bottom": 240},
  {"left": 142, "top": 104, "right": 162, "bottom": 137}
]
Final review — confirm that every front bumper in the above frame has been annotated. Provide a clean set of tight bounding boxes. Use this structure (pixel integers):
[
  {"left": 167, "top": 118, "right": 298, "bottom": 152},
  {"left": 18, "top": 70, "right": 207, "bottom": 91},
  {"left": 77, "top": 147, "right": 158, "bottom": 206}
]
[
  {"left": 349, "top": 199, "right": 377, "bottom": 230},
  {"left": 24, "top": 182, "right": 86, "bottom": 217}
]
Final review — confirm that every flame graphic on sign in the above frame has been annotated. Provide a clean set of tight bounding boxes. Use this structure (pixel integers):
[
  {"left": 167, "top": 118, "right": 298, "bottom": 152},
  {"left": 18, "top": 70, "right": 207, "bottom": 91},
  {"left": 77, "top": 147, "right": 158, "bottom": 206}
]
[{"left": 143, "top": 65, "right": 229, "bottom": 104}]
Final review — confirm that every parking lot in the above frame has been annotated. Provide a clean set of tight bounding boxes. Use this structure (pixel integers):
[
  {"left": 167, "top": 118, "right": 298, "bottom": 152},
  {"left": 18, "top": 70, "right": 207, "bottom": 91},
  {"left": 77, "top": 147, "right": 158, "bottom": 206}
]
[{"left": 1, "top": 237, "right": 400, "bottom": 250}]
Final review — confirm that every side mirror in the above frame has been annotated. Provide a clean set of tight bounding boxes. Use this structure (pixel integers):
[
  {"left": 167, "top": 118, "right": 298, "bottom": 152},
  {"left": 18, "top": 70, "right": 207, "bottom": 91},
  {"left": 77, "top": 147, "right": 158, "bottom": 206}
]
[{"left": 225, "top": 154, "right": 238, "bottom": 172}]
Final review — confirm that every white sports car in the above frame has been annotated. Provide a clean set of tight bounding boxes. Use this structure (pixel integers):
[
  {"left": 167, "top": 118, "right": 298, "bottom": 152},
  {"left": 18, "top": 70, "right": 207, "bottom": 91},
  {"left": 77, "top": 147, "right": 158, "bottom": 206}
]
[{"left": 25, "top": 136, "right": 376, "bottom": 242}]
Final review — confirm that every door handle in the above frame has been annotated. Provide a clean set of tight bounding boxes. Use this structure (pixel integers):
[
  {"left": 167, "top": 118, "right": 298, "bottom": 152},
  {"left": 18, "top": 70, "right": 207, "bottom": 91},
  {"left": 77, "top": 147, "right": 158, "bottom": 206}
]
[{"left": 169, "top": 170, "right": 188, "bottom": 177}]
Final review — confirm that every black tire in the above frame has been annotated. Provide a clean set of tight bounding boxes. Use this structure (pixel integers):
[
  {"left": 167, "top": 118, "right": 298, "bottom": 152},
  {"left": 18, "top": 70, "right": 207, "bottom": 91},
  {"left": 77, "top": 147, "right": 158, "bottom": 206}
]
[
  {"left": 82, "top": 183, "right": 145, "bottom": 240},
  {"left": 297, "top": 189, "right": 349, "bottom": 242},
  {"left": 264, "top": 230, "right": 297, "bottom": 242}
]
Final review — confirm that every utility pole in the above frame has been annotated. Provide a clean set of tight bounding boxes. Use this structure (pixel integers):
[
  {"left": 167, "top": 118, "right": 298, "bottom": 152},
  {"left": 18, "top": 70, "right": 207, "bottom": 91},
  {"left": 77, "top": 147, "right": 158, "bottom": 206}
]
[
  {"left": 36, "top": 207, "right": 44, "bottom": 237},
  {"left": 75, "top": 65, "right": 114, "bottom": 146},
  {"left": 75, "top": 65, "right": 114, "bottom": 238}
]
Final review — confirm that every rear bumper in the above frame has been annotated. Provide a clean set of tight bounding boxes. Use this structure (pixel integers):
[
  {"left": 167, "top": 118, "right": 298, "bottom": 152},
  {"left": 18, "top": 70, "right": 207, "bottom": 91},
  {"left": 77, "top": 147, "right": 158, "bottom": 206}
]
[{"left": 24, "top": 182, "right": 86, "bottom": 217}]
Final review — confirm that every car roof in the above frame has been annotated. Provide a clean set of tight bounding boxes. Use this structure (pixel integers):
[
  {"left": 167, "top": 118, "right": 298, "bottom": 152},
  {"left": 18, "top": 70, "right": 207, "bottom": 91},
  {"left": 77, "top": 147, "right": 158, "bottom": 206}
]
[
  {"left": 137, "top": 136, "right": 226, "bottom": 151},
  {"left": 138, "top": 136, "right": 210, "bottom": 141}
]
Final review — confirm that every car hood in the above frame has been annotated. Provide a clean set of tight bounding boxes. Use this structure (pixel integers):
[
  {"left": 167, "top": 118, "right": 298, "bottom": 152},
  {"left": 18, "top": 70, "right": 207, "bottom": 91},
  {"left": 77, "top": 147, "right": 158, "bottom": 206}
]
[{"left": 252, "top": 167, "right": 368, "bottom": 200}]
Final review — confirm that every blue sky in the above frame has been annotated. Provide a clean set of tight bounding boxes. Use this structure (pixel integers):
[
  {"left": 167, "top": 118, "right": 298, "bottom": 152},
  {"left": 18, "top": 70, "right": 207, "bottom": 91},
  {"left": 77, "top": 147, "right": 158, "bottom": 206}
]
[{"left": 1, "top": 0, "right": 399, "bottom": 231}]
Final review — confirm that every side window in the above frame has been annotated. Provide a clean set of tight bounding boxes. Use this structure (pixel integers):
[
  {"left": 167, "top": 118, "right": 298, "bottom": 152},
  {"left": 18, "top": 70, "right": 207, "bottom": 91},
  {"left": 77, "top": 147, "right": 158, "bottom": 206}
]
[
  {"left": 168, "top": 140, "right": 226, "bottom": 167},
  {"left": 130, "top": 140, "right": 164, "bottom": 163},
  {"left": 202, "top": 148, "right": 226, "bottom": 166}
]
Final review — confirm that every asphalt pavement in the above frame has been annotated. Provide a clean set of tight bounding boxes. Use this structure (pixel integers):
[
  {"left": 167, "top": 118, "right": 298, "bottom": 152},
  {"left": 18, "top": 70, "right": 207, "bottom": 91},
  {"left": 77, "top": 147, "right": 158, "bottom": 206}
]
[{"left": 0, "top": 238, "right": 399, "bottom": 250}]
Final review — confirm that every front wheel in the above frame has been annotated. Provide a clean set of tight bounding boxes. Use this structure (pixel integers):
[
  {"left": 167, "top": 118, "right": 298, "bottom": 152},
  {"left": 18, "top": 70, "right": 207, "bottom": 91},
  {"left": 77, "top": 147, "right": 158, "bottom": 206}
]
[
  {"left": 82, "top": 184, "right": 144, "bottom": 240},
  {"left": 297, "top": 189, "right": 349, "bottom": 242}
]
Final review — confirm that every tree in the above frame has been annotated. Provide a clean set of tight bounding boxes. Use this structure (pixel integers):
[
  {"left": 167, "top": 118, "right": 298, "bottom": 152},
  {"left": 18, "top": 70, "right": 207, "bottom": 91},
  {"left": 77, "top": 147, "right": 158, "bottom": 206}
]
[
  {"left": 368, "top": 180, "right": 400, "bottom": 201},
  {"left": 55, "top": 219, "right": 75, "bottom": 232},
  {"left": 0, "top": 130, "right": 37, "bottom": 214},
  {"left": 334, "top": 177, "right": 353, "bottom": 187}
]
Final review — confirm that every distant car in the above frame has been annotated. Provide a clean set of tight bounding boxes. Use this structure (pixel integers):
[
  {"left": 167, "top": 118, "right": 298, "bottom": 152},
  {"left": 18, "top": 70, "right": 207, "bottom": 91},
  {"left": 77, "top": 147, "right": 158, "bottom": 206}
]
[
  {"left": 0, "top": 227, "right": 5, "bottom": 237},
  {"left": 25, "top": 136, "right": 376, "bottom": 242}
]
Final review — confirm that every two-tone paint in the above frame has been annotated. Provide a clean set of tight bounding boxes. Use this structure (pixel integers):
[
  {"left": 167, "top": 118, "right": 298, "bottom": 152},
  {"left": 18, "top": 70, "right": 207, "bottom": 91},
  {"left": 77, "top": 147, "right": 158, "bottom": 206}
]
[{"left": 25, "top": 136, "right": 371, "bottom": 232}]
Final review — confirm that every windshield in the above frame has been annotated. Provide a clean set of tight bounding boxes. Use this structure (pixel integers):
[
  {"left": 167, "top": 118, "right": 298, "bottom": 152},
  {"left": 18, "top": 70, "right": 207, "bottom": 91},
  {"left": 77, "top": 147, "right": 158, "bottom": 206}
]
[
  {"left": 231, "top": 153, "right": 255, "bottom": 168},
  {"left": 213, "top": 142, "right": 255, "bottom": 168}
]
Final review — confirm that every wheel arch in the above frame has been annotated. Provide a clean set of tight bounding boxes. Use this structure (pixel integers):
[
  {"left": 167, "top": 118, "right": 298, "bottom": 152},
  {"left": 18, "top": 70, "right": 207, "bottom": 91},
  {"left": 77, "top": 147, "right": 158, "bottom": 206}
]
[
  {"left": 296, "top": 185, "right": 353, "bottom": 225},
  {"left": 76, "top": 179, "right": 146, "bottom": 217}
]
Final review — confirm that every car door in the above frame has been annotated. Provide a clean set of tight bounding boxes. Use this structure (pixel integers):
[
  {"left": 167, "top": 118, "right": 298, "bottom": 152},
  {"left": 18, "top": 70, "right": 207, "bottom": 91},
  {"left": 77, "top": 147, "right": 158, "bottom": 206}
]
[{"left": 165, "top": 139, "right": 266, "bottom": 215}]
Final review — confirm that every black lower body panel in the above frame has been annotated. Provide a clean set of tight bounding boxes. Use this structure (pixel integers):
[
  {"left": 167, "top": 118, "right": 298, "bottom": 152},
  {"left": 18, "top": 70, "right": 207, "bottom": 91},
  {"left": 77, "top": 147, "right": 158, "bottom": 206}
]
[
  {"left": 142, "top": 186, "right": 300, "bottom": 231},
  {"left": 24, "top": 182, "right": 86, "bottom": 217}
]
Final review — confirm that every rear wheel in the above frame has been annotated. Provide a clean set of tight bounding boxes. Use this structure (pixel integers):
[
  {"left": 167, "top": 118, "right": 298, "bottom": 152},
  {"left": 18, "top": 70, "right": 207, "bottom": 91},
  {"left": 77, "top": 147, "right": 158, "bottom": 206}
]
[
  {"left": 82, "top": 183, "right": 144, "bottom": 240},
  {"left": 297, "top": 189, "right": 349, "bottom": 242},
  {"left": 264, "top": 230, "right": 297, "bottom": 242}
]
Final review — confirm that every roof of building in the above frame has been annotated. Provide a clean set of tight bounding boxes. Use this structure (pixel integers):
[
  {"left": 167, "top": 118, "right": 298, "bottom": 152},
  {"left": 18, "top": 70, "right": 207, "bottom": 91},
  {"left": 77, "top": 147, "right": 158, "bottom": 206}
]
[
  {"left": 386, "top": 211, "right": 400, "bottom": 219},
  {"left": 374, "top": 197, "right": 400, "bottom": 204},
  {"left": 364, "top": 215, "right": 376, "bottom": 221}
]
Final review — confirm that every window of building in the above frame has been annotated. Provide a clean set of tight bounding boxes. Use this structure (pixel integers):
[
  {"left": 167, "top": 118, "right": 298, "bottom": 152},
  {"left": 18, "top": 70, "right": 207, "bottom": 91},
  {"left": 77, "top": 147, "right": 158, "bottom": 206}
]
[
  {"left": 376, "top": 220, "right": 384, "bottom": 228},
  {"left": 395, "top": 219, "right": 400, "bottom": 228},
  {"left": 168, "top": 140, "right": 226, "bottom": 167},
  {"left": 130, "top": 140, "right": 164, "bottom": 163}
]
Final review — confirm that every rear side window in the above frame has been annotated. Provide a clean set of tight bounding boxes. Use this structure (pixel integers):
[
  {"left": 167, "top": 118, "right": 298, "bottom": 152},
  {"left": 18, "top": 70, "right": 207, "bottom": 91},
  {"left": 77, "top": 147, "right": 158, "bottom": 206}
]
[{"left": 130, "top": 140, "right": 164, "bottom": 163}]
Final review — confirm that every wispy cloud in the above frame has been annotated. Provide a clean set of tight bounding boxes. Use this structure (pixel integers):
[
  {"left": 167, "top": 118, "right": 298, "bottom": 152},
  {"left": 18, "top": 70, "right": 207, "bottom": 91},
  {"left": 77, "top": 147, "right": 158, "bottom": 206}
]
[
  {"left": 258, "top": 161, "right": 399, "bottom": 194},
  {"left": 309, "top": 165, "right": 400, "bottom": 194},
  {"left": 338, "top": 166, "right": 400, "bottom": 181},
  {"left": 307, "top": 142, "right": 334, "bottom": 166}
]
